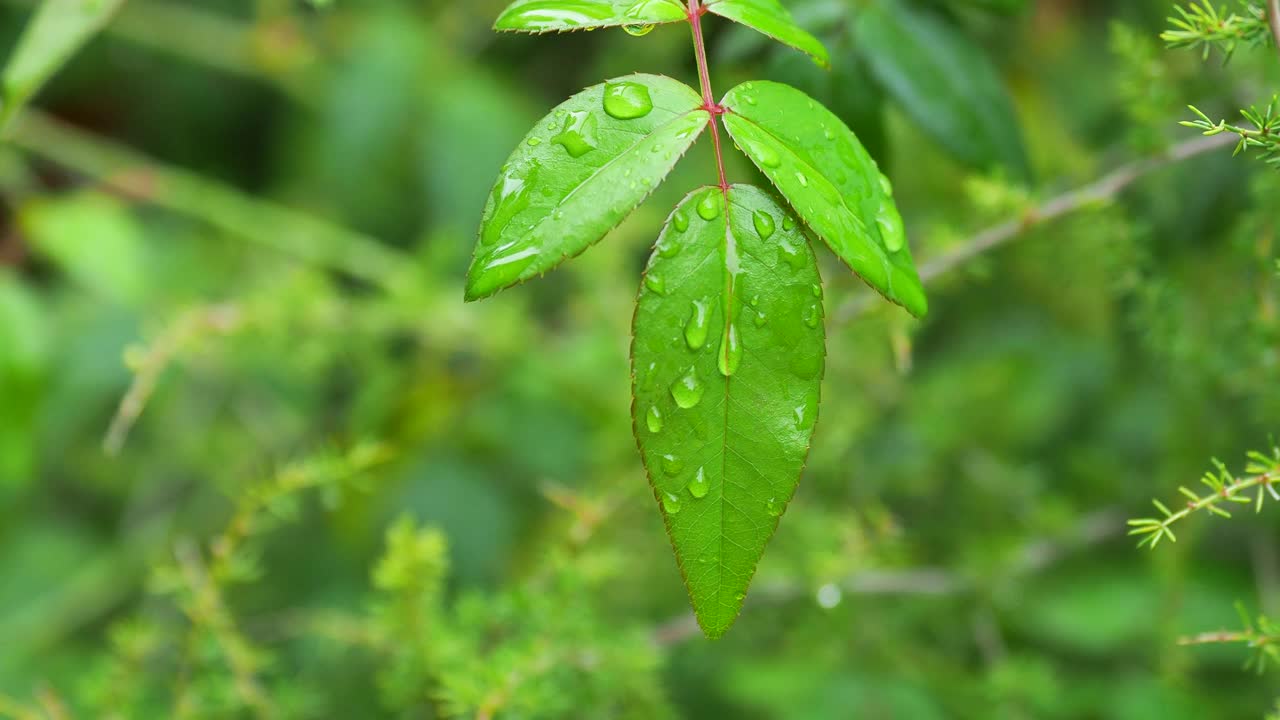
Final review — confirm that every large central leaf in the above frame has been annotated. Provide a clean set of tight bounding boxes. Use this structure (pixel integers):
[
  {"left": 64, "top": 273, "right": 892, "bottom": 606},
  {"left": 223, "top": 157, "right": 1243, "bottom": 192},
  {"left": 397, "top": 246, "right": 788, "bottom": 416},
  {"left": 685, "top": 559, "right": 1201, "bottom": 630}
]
[
  {"left": 632, "top": 184, "right": 825, "bottom": 638},
  {"left": 466, "top": 74, "right": 708, "bottom": 300}
]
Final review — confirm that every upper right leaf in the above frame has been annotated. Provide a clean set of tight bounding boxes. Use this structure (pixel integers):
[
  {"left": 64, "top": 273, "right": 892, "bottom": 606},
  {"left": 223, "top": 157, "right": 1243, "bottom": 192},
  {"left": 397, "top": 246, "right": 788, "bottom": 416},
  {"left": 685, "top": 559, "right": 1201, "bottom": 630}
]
[
  {"left": 721, "top": 81, "right": 927, "bottom": 317},
  {"left": 704, "top": 0, "right": 830, "bottom": 67},
  {"left": 852, "top": 0, "right": 1030, "bottom": 181}
]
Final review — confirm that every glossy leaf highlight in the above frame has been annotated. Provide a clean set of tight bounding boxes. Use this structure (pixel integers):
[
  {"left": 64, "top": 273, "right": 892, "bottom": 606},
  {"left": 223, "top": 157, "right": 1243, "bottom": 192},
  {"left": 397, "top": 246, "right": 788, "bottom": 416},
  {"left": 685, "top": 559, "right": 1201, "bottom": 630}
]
[
  {"left": 721, "top": 81, "right": 927, "bottom": 317},
  {"left": 467, "top": 74, "right": 708, "bottom": 300},
  {"left": 704, "top": 0, "right": 830, "bottom": 67},
  {"left": 632, "top": 185, "right": 825, "bottom": 638},
  {"left": 494, "top": 0, "right": 687, "bottom": 33}
]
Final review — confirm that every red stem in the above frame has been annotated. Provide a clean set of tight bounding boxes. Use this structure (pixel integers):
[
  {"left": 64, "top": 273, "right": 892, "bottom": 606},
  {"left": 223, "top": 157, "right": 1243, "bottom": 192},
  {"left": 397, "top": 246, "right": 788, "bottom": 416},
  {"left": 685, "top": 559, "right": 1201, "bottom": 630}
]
[{"left": 689, "top": 0, "right": 729, "bottom": 191}]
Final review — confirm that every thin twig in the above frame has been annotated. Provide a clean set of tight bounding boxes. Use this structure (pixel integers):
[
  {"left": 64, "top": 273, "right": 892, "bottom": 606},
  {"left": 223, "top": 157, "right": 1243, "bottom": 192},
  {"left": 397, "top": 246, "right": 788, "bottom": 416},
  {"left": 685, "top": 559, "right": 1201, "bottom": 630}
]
[
  {"left": 173, "top": 541, "right": 273, "bottom": 719},
  {"left": 833, "top": 132, "right": 1237, "bottom": 324},
  {"left": 652, "top": 508, "right": 1125, "bottom": 645}
]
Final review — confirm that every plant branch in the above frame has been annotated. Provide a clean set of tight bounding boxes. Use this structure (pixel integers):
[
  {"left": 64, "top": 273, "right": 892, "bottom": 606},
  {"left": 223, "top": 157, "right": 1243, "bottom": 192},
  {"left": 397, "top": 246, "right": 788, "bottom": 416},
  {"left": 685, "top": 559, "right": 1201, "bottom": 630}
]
[
  {"left": 688, "top": 0, "right": 729, "bottom": 191},
  {"left": 1129, "top": 446, "right": 1280, "bottom": 548},
  {"left": 652, "top": 508, "right": 1125, "bottom": 645},
  {"left": 832, "top": 132, "right": 1237, "bottom": 324}
]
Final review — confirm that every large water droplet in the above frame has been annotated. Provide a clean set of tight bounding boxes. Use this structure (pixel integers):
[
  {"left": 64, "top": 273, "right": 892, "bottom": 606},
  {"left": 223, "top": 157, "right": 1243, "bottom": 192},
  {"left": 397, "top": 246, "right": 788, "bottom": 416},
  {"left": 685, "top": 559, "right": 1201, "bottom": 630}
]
[
  {"left": 603, "top": 80, "right": 654, "bottom": 119},
  {"left": 684, "top": 299, "right": 710, "bottom": 350},
  {"left": 717, "top": 323, "right": 741, "bottom": 377},
  {"left": 622, "top": 23, "right": 655, "bottom": 36},
  {"left": 688, "top": 467, "right": 709, "bottom": 498},
  {"left": 646, "top": 405, "right": 663, "bottom": 433},
  {"left": 670, "top": 367, "right": 704, "bottom": 408},
  {"left": 673, "top": 210, "right": 690, "bottom": 233},
  {"left": 481, "top": 160, "right": 541, "bottom": 246},
  {"left": 645, "top": 274, "right": 666, "bottom": 295},
  {"left": 753, "top": 209, "right": 776, "bottom": 240},
  {"left": 696, "top": 190, "right": 721, "bottom": 220},
  {"left": 661, "top": 453, "right": 684, "bottom": 476},
  {"left": 552, "top": 110, "right": 599, "bottom": 158},
  {"left": 662, "top": 491, "right": 682, "bottom": 515}
]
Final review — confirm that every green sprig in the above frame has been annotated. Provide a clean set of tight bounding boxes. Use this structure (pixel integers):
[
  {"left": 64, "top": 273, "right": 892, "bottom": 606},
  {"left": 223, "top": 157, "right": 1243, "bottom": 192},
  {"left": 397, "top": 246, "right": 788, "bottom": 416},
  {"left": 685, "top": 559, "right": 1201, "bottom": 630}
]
[
  {"left": 1161, "top": 2, "right": 1273, "bottom": 60},
  {"left": 1129, "top": 444, "right": 1280, "bottom": 548},
  {"left": 1181, "top": 97, "right": 1280, "bottom": 167}
]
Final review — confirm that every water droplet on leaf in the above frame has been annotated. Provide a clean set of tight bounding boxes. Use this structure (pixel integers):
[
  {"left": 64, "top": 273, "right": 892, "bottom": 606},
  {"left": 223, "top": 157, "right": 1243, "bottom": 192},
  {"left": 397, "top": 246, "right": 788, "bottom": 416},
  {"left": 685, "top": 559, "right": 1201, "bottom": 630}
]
[
  {"left": 646, "top": 405, "right": 663, "bottom": 433},
  {"left": 766, "top": 497, "right": 783, "bottom": 517},
  {"left": 696, "top": 190, "right": 721, "bottom": 220},
  {"left": 673, "top": 210, "right": 690, "bottom": 233},
  {"left": 662, "top": 491, "right": 682, "bottom": 515},
  {"left": 752, "top": 209, "right": 775, "bottom": 240},
  {"left": 688, "top": 467, "right": 709, "bottom": 498},
  {"left": 645, "top": 274, "right": 666, "bottom": 295},
  {"left": 670, "top": 367, "right": 704, "bottom": 408},
  {"left": 552, "top": 110, "right": 599, "bottom": 158},
  {"left": 622, "top": 23, "right": 655, "bottom": 36},
  {"left": 778, "top": 239, "right": 805, "bottom": 270},
  {"left": 602, "top": 80, "right": 654, "bottom": 120},
  {"left": 803, "top": 302, "right": 821, "bottom": 328},
  {"left": 717, "top": 323, "right": 741, "bottom": 377},
  {"left": 684, "top": 299, "right": 710, "bottom": 350},
  {"left": 481, "top": 160, "right": 541, "bottom": 246},
  {"left": 662, "top": 454, "right": 684, "bottom": 476}
]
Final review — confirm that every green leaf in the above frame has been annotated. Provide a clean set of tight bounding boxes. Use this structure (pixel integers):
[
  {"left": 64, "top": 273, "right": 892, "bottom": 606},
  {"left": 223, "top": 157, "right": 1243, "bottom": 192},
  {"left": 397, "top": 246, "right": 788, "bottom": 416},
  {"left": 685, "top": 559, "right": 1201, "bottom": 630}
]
[
  {"left": 466, "top": 74, "right": 708, "bottom": 300},
  {"left": 632, "top": 184, "right": 825, "bottom": 638},
  {"left": 494, "top": 0, "right": 687, "bottom": 33},
  {"left": 720, "top": 81, "right": 927, "bottom": 317},
  {"left": 18, "top": 191, "right": 148, "bottom": 306},
  {"left": 0, "top": 0, "right": 126, "bottom": 131},
  {"left": 852, "top": 0, "right": 1030, "bottom": 180},
  {"left": 765, "top": 40, "right": 889, "bottom": 163},
  {"left": 704, "top": 0, "right": 830, "bottom": 67}
]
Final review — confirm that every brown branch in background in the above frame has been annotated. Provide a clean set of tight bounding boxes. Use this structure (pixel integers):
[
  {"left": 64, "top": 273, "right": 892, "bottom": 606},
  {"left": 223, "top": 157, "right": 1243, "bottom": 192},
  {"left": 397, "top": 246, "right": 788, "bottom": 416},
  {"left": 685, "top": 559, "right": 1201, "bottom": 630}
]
[
  {"left": 103, "top": 304, "right": 242, "bottom": 455},
  {"left": 833, "top": 132, "right": 1237, "bottom": 324},
  {"left": 652, "top": 508, "right": 1126, "bottom": 646}
]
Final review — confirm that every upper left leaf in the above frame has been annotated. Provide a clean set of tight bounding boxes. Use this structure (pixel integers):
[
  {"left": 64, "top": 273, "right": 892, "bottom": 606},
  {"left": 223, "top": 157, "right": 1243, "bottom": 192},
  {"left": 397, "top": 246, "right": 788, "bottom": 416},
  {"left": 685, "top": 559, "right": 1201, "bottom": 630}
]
[
  {"left": 467, "top": 74, "right": 708, "bottom": 300},
  {"left": 495, "top": 0, "right": 687, "bottom": 33}
]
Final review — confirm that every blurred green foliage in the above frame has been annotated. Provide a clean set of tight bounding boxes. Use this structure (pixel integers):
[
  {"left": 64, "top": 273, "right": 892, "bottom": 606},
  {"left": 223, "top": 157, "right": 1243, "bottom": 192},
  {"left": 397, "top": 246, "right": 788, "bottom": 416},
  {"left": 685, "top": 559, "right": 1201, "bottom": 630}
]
[{"left": 0, "top": 0, "right": 1277, "bottom": 717}]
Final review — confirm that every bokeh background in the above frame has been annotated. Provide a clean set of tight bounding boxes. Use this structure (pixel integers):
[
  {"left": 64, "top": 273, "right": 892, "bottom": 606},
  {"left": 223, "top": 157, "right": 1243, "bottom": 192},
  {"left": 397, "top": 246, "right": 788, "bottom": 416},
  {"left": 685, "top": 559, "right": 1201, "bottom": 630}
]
[{"left": 1, "top": 0, "right": 1278, "bottom": 717}]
